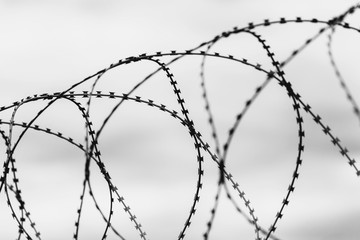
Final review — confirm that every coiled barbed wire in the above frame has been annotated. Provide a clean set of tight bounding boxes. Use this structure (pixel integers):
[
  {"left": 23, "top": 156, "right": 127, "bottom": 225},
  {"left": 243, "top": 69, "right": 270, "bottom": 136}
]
[{"left": 1, "top": 2, "right": 360, "bottom": 240}]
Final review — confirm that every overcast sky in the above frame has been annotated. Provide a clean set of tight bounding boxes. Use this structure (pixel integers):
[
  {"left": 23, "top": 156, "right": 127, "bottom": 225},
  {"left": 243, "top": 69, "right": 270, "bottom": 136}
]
[{"left": 1, "top": 1, "right": 360, "bottom": 240}]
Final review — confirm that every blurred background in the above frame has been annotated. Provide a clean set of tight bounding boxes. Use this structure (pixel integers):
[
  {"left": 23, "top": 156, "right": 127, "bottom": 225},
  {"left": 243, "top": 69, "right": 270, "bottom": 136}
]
[{"left": 1, "top": 0, "right": 360, "bottom": 239}]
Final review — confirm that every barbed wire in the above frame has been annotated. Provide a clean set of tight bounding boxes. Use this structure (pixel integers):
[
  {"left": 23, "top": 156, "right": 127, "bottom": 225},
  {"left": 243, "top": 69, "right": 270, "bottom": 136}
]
[{"left": 1, "top": 2, "right": 360, "bottom": 240}]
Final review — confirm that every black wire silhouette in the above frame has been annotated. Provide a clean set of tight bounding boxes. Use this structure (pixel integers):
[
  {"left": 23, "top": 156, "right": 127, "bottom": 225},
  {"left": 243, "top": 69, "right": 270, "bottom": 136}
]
[{"left": 1, "top": 2, "right": 360, "bottom": 240}]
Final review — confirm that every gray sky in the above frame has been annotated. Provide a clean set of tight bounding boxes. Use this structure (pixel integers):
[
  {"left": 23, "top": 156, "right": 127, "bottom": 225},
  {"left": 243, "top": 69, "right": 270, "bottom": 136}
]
[{"left": 1, "top": 1, "right": 360, "bottom": 239}]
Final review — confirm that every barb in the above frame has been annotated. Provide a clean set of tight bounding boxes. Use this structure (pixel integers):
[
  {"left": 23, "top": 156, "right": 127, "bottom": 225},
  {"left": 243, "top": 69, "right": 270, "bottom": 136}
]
[{"left": 1, "top": 3, "right": 360, "bottom": 240}]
